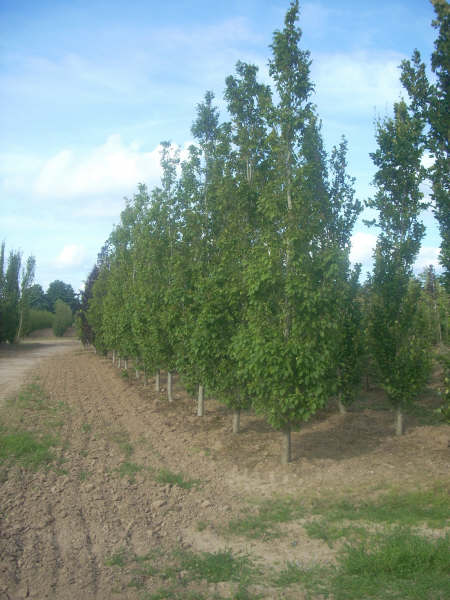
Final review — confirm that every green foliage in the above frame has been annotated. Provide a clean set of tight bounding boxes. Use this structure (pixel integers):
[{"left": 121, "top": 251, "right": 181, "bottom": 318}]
[
  {"left": 436, "top": 353, "right": 450, "bottom": 423},
  {"left": 27, "top": 309, "right": 54, "bottom": 333},
  {"left": 52, "top": 299, "right": 73, "bottom": 337},
  {"left": 46, "top": 280, "right": 78, "bottom": 312},
  {"left": 175, "top": 548, "right": 256, "bottom": 584},
  {"left": 367, "top": 101, "right": 432, "bottom": 413}
]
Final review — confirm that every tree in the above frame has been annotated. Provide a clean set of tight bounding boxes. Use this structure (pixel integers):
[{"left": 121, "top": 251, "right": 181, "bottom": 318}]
[
  {"left": 367, "top": 100, "right": 432, "bottom": 435},
  {"left": 53, "top": 299, "right": 73, "bottom": 337},
  {"left": 28, "top": 284, "right": 49, "bottom": 311},
  {"left": 232, "top": 1, "right": 357, "bottom": 462},
  {"left": 0, "top": 250, "right": 21, "bottom": 343},
  {"left": 401, "top": 0, "right": 450, "bottom": 290},
  {"left": 75, "top": 265, "right": 99, "bottom": 346},
  {"left": 16, "top": 255, "right": 36, "bottom": 340},
  {"left": 46, "top": 280, "right": 78, "bottom": 312}
]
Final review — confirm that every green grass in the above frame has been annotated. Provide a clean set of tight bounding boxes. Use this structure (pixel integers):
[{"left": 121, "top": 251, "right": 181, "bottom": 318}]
[
  {"left": 0, "top": 429, "right": 57, "bottom": 470},
  {"left": 116, "top": 461, "right": 145, "bottom": 482},
  {"left": 109, "top": 430, "right": 134, "bottom": 457},
  {"left": 175, "top": 548, "right": 256, "bottom": 584},
  {"left": 308, "top": 485, "right": 450, "bottom": 531},
  {"left": 155, "top": 468, "right": 200, "bottom": 489},
  {"left": 227, "top": 497, "right": 305, "bottom": 539},
  {"left": 105, "top": 548, "right": 128, "bottom": 567},
  {"left": 330, "top": 529, "right": 450, "bottom": 600},
  {"left": 81, "top": 423, "right": 92, "bottom": 433}
]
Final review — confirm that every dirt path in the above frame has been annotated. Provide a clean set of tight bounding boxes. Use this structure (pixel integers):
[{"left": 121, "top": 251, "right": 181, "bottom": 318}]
[
  {"left": 0, "top": 337, "right": 79, "bottom": 406},
  {"left": 0, "top": 347, "right": 448, "bottom": 599}
]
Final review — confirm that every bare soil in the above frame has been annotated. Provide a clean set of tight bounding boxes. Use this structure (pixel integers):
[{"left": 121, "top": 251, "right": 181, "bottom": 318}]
[{"left": 0, "top": 344, "right": 448, "bottom": 599}]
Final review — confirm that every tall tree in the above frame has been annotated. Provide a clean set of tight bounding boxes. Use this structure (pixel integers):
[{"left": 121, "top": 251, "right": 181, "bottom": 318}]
[
  {"left": 401, "top": 0, "right": 449, "bottom": 290},
  {"left": 367, "top": 100, "right": 432, "bottom": 435},
  {"left": 232, "top": 1, "right": 355, "bottom": 462}
]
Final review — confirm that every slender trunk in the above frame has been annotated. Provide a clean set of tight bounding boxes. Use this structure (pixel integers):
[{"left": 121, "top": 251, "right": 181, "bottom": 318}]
[
  {"left": 197, "top": 385, "right": 204, "bottom": 417},
  {"left": 155, "top": 370, "right": 160, "bottom": 392},
  {"left": 282, "top": 426, "right": 292, "bottom": 464},
  {"left": 395, "top": 407, "right": 404, "bottom": 436},
  {"left": 338, "top": 395, "right": 346, "bottom": 415},
  {"left": 118, "top": 356, "right": 121, "bottom": 368},
  {"left": 124, "top": 359, "right": 128, "bottom": 370},
  {"left": 143, "top": 369, "right": 148, "bottom": 386},
  {"left": 135, "top": 369, "right": 140, "bottom": 379},
  {"left": 16, "top": 309, "right": 24, "bottom": 341},
  {"left": 112, "top": 350, "right": 116, "bottom": 365},
  {"left": 232, "top": 409, "right": 241, "bottom": 434},
  {"left": 167, "top": 371, "right": 173, "bottom": 402}
]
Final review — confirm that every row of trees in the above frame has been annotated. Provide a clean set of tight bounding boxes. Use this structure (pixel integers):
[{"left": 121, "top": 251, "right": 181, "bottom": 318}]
[
  {"left": 0, "top": 243, "right": 78, "bottom": 342},
  {"left": 78, "top": 1, "right": 449, "bottom": 462},
  {"left": 0, "top": 243, "right": 36, "bottom": 343}
]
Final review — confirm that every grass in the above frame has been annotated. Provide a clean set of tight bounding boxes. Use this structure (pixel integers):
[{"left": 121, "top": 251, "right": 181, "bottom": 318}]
[
  {"left": 330, "top": 529, "right": 450, "bottom": 600},
  {"left": 227, "top": 497, "right": 305, "bottom": 539},
  {"left": 0, "top": 428, "right": 57, "bottom": 470},
  {"left": 116, "top": 461, "right": 145, "bottom": 482},
  {"left": 176, "top": 548, "right": 256, "bottom": 584},
  {"left": 108, "top": 430, "right": 134, "bottom": 457},
  {"left": 0, "top": 380, "right": 64, "bottom": 474},
  {"left": 155, "top": 468, "right": 200, "bottom": 489}
]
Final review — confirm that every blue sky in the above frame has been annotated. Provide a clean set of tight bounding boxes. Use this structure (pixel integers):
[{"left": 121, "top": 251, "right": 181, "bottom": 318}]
[{"left": 0, "top": 0, "right": 441, "bottom": 292}]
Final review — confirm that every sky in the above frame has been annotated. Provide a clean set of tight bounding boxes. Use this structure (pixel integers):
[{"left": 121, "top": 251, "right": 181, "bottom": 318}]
[{"left": 0, "top": 0, "right": 442, "bottom": 293}]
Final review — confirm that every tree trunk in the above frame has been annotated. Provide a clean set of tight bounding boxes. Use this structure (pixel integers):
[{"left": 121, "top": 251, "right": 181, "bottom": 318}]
[
  {"left": 395, "top": 407, "right": 404, "bottom": 436},
  {"left": 197, "top": 385, "right": 204, "bottom": 416},
  {"left": 124, "top": 359, "right": 128, "bottom": 370},
  {"left": 112, "top": 350, "right": 116, "bottom": 365},
  {"left": 155, "top": 370, "right": 160, "bottom": 392},
  {"left": 338, "top": 396, "right": 346, "bottom": 414},
  {"left": 135, "top": 368, "right": 140, "bottom": 380},
  {"left": 118, "top": 356, "right": 121, "bottom": 368},
  {"left": 144, "top": 369, "right": 148, "bottom": 385},
  {"left": 282, "top": 426, "right": 292, "bottom": 464},
  {"left": 167, "top": 371, "right": 173, "bottom": 402},
  {"left": 233, "top": 409, "right": 241, "bottom": 434}
]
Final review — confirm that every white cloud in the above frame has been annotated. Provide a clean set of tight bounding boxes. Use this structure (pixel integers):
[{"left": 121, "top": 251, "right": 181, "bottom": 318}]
[
  {"left": 414, "top": 246, "right": 441, "bottom": 273},
  {"left": 350, "top": 231, "right": 377, "bottom": 267},
  {"left": 55, "top": 244, "right": 87, "bottom": 268},
  {"left": 313, "top": 51, "right": 404, "bottom": 116},
  {"left": 34, "top": 135, "right": 163, "bottom": 201}
]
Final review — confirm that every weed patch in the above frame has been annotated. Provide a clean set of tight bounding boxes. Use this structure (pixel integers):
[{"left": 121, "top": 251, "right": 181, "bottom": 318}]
[
  {"left": 155, "top": 468, "right": 199, "bottom": 489},
  {"left": 227, "top": 497, "right": 305, "bottom": 539},
  {"left": 330, "top": 529, "right": 450, "bottom": 600},
  {"left": 0, "top": 429, "right": 57, "bottom": 470}
]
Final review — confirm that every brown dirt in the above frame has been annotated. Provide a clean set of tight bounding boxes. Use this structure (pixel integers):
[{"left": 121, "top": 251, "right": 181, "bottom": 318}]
[{"left": 0, "top": 346, "right": 449, "bottom": 599}]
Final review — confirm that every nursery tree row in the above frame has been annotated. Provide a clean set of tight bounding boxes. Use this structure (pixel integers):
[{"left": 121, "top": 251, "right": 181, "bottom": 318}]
[{"left": 79, "top": 1, "right": 449, "bottom": 462}]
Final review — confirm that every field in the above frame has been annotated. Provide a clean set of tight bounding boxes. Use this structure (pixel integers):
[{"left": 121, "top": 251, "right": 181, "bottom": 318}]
[{"left": 0, "top": 337, "right": 449, "bottom": 600}]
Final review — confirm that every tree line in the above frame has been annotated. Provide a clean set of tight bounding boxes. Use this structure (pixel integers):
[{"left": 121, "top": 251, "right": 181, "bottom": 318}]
[
  {"left": 77, "top": 1, "right": 449, "bottom": 462},
  {"left": 0, "top": 244, "right": 79, "bottom": 343}
]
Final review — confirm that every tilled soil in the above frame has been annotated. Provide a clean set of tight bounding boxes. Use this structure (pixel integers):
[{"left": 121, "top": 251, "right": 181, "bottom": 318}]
[{"left": 0, "top": 346, "right": 449, "bottom": 599}]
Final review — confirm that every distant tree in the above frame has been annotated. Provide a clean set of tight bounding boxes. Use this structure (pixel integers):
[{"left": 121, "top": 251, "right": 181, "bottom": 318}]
[
  {"left": 52, "top": 299, "right": 73, "bottom": 337},
  {"left": 16, "top": 255, "right": 36, "bottom": 340},
  {"left": 75, "top": 265, "right": 99, "bottom": 346},
  {"left": 28, "top": 284, "right": 49, "bottom": 311},
  {"left": 0, "top": 250, "right": 21, "bottom": 343},
  {"left": 46, "top": 280, "right": 77, "bottom": 312}
]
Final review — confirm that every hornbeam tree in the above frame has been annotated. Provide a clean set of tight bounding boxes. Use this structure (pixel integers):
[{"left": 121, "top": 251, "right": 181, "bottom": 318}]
[
  {"left": 367, "top": 99, "right": 432, "bottom": 435},
  {"left": 232, "top": 1, "right": 354, "bottom": 463}
]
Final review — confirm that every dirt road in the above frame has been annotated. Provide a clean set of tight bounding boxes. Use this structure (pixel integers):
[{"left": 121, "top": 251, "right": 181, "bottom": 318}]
[
  {"left": 0, "top": 345, "right": 448, "bottom": 599},
  {"left": 0, "top": 337, "right": 78, "bottom": 405}
]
